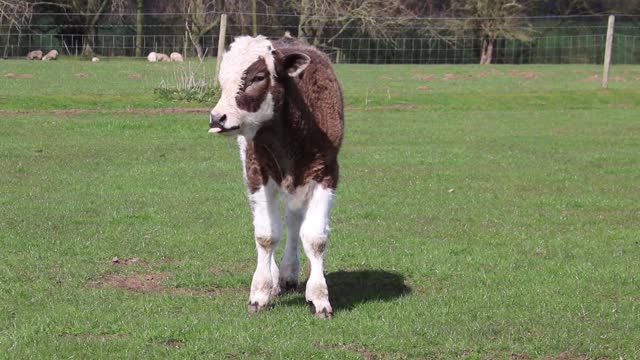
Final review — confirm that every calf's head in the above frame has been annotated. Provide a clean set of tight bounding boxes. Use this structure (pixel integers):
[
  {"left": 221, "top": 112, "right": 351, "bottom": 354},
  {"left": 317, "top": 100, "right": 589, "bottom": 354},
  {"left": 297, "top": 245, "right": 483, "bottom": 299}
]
[{"left": 209, "top": 35, "right": 310, "bottom": 138}]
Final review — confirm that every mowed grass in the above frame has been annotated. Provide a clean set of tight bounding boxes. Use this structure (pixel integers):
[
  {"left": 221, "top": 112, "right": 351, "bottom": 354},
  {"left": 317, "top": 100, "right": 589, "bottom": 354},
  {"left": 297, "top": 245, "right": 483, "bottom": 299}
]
[{"left": 1, "top": 59, "right": 640, "bottom": 359}]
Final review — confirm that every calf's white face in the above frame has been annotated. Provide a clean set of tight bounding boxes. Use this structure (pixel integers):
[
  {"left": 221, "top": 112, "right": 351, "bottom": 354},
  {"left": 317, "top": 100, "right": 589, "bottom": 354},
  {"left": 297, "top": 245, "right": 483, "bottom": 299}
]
[{"left": 209, "top": 35, "right": 310, "bottom": 139}]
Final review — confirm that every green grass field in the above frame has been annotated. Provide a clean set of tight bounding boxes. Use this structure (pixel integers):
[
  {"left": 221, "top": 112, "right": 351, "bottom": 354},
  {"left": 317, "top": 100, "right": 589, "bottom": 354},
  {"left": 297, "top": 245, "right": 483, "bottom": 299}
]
[{"left": 1, "top": 58, "right": 639, "bottom": 359}]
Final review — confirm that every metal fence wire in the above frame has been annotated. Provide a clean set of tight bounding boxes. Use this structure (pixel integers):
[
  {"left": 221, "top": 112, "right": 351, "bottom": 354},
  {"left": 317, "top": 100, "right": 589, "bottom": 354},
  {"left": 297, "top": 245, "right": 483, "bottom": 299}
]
[{"left": 1, "top": 13, "right": 639, "bottom": 64}]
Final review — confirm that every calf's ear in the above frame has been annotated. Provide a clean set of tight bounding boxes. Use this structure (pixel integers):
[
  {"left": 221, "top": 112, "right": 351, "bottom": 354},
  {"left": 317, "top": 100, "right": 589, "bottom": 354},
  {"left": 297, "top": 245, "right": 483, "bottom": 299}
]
[{"left": 277, "top": 51, "right": 310, "bottom": 77}]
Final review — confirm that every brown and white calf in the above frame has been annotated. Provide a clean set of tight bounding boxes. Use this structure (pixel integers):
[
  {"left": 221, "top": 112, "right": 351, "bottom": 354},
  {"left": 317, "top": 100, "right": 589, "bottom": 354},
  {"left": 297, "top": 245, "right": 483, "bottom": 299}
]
[{"left": 208, "top": 35, "right": 343, "bottom": 318}]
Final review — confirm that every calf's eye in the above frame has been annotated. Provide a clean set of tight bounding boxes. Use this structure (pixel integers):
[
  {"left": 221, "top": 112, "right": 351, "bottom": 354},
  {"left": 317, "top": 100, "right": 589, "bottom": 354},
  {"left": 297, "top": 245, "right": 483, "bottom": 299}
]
[{"left": 252, "top": 73, "right": 266, "bottom": 83}]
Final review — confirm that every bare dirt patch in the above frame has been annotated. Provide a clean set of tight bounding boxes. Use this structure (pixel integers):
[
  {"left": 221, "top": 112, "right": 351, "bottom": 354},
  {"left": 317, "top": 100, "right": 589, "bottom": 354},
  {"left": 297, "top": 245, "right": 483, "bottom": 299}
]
[
  {"left": 508, "top": 69, "right": 541, "bottom": 80},
  {"left": 416, "top": 85, "right": 430, "bottom": 91},
  {"left": 109, "top": 256, "right": 174, "bottom": 267},
  {"left": 585, "top": 74, "right": 626, "bottom": 82},
  {"left": 433, "top": 69, "right": 501, "bottom": 81},
  {"left": 473, "top": 71, "right": 488, "bottom": 79},
  {"left": 543, "top": 352, "right": 588, "bottom": 360},
  {"left": 53, "top": 109, "right": 93, "bottom": 115},
  {"left": 346, "top": 104, "right": 417, "bottom": 111},
  {"left": 122, "top": 107, "right": 209, "bottom": 114},
  {"left": 91, "top": 272, "right": 168, "bottom": 293},
  {"left": 489, "top": 68, "right": 504, "bottom": 76},
  {"left": 342, "top": 344, "right": 380, "bottom": 360},
  {"left": 74, "top": 73, "right": 88, "bottom": 78},
  {"left": 584, "top": 74, "right": 600, "bottom": 82},
  {"left": 4, "top": 73, "right": 33, "bottom": 79},
  {"left": 0, "top": 107, "right": 209, "bottom": 116},
  {"left": 161, "top": 339, "right": 186, "bottom": 348},
  {"left": 521, "top": 71, "right": 540, "bottom": 80},
  {"left": 128, "top": 73, "right": 144, "bottom": 80},
  {"left": 442, "top": 73, "right": 456, "bottom": 80},
  {"left": 90, "top": 269, "right": 235, "bottom": 296},
  {"left": 111, "top": 256, "right": 144, "bottom": 266},
  {"left": 0, "top": 109, "right": 95, "bottom": 116},
  {"left": 413, "top": 73, "right": 437, "bottom": 81}
]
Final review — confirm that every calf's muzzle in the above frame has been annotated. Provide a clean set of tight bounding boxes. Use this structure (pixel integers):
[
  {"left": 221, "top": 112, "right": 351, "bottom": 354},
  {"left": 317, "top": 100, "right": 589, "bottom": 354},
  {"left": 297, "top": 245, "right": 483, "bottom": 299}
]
[{"left": 208, "top": 113, "right": 239, "bottom": 134}]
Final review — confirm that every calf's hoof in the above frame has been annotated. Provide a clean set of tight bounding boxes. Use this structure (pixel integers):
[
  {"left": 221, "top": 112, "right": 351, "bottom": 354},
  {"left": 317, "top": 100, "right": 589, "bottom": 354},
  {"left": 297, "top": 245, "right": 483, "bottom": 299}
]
[
  {"left": 307, "top": 301, "right": 333, "bottom": 319},
  {"left": 280, "top": 280, "right": 299, "bottom": 292},
  {"left": 247, "top": 301, "right": 270, "bottom": 313}
]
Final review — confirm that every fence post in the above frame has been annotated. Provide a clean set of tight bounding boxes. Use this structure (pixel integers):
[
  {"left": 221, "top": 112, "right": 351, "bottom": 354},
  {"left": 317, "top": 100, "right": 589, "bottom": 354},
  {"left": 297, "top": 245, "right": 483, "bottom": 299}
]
[
  {"left": 602, "top": 15, "right": 615, "bottom": 89},
  {"left": 215, "top": 14, "right": 228, "bottom": 87}
]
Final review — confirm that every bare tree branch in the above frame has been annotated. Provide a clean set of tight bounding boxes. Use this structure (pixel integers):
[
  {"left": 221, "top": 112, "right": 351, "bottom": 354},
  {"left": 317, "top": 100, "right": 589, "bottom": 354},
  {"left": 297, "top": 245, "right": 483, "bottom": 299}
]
[
  {"left": 41, "top": 0, "right": 131, "bottom": 55},
  {"left": 0, "top": 0, "right": 34, "bottom": 29},
  {"left": 289, "top": 0, "right": 416, "bottom": 48},
  {"left": 448, "top": 0, "right": 537, "bottom": 64}
]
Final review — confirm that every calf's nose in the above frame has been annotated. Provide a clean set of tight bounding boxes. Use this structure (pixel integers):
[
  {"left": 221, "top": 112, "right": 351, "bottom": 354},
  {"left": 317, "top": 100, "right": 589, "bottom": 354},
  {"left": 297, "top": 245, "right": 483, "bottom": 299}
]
[
  {"left": 209, "top": 113, "right": 227, "bottom": 128},
  {"left": 208, "top": 113, "right": 229, "bottom": 134}
]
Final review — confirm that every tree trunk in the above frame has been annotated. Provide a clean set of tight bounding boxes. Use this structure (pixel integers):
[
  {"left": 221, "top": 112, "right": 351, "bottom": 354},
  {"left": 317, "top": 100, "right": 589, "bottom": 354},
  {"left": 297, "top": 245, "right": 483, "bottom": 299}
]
[
  {"left": 183, "top": 29, "right": 189, "bottom": 58},
  {"left": 188, "top": 29, "right": 204, "bottom": 60},
  {"left": 193, "top": 37, "right": 204, "bottom": 59},
  {"left": 2, "top": 24, "right": 13, "bottom": 58},
  {"left": 81, "top": 0, "right": 109, "bottom": 56},
  {"left": 312, "top": 23, "right": 325, "bottom": 46},
  {"left": 251, "top": 0, "right": 257, "bottom": 36},
  {"left": 298, "top": 15, "right": 305, "bottom": 39},
  {"left": 298, "top": 0, "right": 309, "bottom": 39},
  {"left": 135, "top": 0, "right": 144, "bottom": 57},
  {"left": 480, "top": 38, "right": 494, "bottom": 65},
  {"left": 83, "top": 26, "right": 95, "bottom": 56}
]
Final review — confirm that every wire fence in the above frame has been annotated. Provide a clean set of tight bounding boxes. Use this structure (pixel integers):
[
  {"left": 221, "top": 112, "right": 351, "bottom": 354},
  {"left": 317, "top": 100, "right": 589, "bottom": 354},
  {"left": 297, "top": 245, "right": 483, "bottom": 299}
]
[{"left": 1, "top": 13, "right": 639, "bottom": 64}]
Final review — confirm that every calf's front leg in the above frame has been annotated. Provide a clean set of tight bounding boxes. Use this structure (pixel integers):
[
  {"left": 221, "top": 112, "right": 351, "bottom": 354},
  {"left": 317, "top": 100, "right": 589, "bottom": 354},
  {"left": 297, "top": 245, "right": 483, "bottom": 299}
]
[{"left": 248, "top": 181, "right": 281, "bottom": 312}]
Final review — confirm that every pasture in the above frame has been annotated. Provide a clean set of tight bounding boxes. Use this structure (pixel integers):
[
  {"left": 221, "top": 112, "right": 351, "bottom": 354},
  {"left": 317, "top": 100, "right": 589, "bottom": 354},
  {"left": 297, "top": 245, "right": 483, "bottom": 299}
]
[{"left": 1, "top": 59, "right": 639, "bottom": 359}]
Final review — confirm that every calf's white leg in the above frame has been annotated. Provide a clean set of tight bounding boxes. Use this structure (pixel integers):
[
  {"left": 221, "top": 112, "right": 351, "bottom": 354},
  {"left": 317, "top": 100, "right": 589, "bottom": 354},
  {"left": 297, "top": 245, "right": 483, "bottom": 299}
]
[
  {"left": 280, "top": 206, "right": 302, "bottom": 290},
  {"left": 300, "top": 184, "right": 334, "bottom": 318},
  {"left": 248, "top": 180, "right": 281, "bottom": 312}
]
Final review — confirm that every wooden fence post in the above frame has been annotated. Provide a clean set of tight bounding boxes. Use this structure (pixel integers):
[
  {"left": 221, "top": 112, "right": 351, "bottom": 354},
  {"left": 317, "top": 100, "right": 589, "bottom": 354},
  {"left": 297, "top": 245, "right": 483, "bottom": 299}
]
[
  {"left": 215, "top": 14, "right": 228, "bottom": 87},
  {"left": 602, "top": 15, "right": 615, "bottom": 89}
]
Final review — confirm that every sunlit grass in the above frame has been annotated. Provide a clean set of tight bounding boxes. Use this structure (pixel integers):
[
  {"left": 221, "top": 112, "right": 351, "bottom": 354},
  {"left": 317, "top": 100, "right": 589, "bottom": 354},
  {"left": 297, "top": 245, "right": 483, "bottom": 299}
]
[{"left": 1, "top": 61, "right": 639, "bottom": 359}]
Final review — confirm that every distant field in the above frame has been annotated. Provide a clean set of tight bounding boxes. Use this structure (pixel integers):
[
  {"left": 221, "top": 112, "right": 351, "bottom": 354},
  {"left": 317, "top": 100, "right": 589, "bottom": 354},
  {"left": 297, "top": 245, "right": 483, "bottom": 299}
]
[
  {"left": 1, "top": 59, "right": 639, "bottom": 359},
  {"left": 2, "top": 58, "right": 640, "bottom": 110}
]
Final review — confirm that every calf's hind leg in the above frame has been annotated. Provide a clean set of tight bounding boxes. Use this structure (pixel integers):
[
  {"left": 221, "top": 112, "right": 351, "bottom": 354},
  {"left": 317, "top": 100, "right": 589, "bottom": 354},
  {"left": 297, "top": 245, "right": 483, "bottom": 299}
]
[
  {"left": 300, "top": 185, "right": 334, "bottom": 318},
  {"left": 279, "top": 206, "right": 302, "bottom": 291}
]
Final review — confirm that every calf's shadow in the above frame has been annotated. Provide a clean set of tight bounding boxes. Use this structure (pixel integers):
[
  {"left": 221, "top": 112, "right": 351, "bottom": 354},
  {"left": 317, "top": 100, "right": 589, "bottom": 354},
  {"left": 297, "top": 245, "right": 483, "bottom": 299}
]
[{"left": 280, "top": 269, "right": 411, "bottom": 313}]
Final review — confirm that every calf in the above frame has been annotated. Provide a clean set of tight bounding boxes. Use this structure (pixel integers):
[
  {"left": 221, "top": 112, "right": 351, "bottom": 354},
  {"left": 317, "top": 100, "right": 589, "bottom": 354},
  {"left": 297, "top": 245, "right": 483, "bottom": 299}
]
[{"left": 209, "top": 35, "right": 344, "bottom": 318}]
